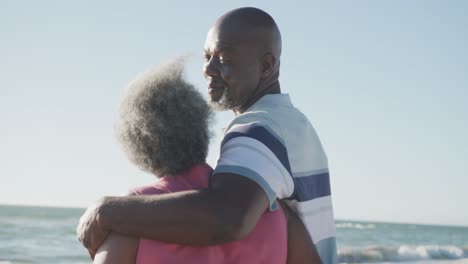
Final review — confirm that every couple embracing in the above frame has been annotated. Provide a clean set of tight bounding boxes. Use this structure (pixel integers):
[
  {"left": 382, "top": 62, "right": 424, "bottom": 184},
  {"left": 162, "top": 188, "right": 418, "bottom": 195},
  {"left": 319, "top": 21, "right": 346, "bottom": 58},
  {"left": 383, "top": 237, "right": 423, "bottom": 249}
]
[{"left": 77, "top": 7, "right": 338, "bottom": 264}]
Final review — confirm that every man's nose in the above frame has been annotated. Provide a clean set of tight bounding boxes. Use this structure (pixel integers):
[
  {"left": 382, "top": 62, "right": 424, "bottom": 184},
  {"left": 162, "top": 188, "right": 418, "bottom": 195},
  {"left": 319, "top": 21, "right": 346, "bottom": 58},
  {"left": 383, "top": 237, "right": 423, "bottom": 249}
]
[{"left": 203, "top": 59, "right": 219, "bottom": 78}]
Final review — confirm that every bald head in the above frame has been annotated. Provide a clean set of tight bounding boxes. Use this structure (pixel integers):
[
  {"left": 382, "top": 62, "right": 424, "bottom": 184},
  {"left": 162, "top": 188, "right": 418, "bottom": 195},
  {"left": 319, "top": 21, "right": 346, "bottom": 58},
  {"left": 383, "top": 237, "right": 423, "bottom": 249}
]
[
  {"left": 213, "top": 7, "right": 282, "bottom": 62},
  {"left": 204, "top": 7, "right": 282, "bottom": 114}
]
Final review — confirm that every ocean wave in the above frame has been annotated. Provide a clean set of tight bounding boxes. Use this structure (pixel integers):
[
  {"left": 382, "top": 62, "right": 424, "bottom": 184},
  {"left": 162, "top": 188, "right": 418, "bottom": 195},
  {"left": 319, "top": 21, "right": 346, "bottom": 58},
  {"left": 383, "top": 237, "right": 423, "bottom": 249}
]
[
  {"left": 338, "top": 245, "right": 467, "bottom": 263},
  {"left": 336, "top": 222, "right": 376, "bottom": 230}
]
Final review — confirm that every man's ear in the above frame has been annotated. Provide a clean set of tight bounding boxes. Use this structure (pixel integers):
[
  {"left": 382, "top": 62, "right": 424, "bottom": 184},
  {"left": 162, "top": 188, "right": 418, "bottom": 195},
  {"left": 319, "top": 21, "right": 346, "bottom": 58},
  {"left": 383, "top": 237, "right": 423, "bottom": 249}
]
[{"left": 261, "top": 53, "right": 276, "bottom": 78}]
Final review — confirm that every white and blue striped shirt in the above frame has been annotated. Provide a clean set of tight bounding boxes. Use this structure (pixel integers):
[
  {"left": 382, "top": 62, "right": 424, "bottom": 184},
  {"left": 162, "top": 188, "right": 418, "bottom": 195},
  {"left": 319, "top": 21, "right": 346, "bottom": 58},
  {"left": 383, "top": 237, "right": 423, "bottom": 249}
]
[{"left": 214, "top": 94, "right": 338, "bottom": 264}]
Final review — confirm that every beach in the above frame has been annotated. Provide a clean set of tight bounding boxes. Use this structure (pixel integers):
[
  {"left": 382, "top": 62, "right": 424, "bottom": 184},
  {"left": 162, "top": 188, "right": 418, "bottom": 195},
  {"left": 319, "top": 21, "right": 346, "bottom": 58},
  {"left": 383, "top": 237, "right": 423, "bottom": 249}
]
[{"left": 1, "top": 204, "right": 467, "bottom": 264}]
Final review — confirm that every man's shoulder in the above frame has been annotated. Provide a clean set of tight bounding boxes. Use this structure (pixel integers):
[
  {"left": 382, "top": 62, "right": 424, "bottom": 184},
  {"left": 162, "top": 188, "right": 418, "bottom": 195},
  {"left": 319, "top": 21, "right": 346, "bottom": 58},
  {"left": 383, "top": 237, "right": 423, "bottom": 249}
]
[{"left": 225, "top": 110, "right": 281, "bottom": 136}]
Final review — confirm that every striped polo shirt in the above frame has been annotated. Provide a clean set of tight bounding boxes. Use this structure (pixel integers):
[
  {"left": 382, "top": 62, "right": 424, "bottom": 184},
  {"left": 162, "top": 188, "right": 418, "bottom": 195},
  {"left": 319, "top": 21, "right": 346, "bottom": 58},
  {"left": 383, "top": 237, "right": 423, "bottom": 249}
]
[{"left": 213, "top": 93, "right": 338, "bottom": 264}]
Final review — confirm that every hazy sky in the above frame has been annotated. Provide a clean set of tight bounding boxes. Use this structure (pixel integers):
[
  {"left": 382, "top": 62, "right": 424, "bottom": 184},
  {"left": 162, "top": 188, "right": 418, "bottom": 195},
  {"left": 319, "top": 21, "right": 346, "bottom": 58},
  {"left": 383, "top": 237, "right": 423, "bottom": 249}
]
[{"left": 1, "top": 1, "right": 467, "bottom": 227}]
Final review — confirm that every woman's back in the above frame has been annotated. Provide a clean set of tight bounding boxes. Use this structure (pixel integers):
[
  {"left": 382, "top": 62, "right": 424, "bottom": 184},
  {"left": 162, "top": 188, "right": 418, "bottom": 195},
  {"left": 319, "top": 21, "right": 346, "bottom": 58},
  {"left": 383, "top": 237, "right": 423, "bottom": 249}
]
[{"left": 131, "top": 163, "right": 287, "bottom": 264}]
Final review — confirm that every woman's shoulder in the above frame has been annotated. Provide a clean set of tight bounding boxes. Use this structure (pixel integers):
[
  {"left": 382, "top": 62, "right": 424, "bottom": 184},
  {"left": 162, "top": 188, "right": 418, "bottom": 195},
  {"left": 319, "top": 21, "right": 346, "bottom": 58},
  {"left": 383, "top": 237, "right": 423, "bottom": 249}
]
[
  {"left": 129, "top": 163, "right": 213, "bottom": 195},
  {"left": 128, "top": 180, "right": 171, "bottom": 196}
]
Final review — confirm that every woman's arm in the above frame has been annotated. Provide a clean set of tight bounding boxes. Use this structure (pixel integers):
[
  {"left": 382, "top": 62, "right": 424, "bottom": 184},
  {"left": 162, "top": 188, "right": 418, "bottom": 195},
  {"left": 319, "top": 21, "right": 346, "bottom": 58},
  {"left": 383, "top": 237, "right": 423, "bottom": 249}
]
[
  {"left": 93, "top": 190, "right": 140, "bottom": 263},
  {"left": 93, "top": 232, "right": 139, "bottom": 264},
  {"left": 280, "top": 201, "right": 322, "bottom": 264}
]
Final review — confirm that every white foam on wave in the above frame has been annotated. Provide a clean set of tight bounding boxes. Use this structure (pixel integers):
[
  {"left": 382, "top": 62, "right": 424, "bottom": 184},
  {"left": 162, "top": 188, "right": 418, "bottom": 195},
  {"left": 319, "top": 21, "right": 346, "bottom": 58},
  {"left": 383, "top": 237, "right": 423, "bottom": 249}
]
[
  {"left": 338, "top": 245, "right": 467, "bottom": 263},
  {"left": 336, "top": 222, "right": 376, "bottom": 230}
]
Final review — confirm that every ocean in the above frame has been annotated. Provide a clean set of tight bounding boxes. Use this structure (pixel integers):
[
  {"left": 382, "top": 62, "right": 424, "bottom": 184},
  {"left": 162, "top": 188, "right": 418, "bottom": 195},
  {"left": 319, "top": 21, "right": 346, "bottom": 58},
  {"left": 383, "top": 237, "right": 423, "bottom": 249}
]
[{"left": 0, "top": 204, "right": 467, "bottom": 264}]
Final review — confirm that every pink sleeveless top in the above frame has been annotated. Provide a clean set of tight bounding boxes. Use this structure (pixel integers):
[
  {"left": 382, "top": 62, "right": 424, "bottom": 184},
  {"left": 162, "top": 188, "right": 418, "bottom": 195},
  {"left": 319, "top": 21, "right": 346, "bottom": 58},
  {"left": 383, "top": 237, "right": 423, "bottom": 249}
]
[{"left": 131, "top": 163, "right": 287, "bottom": 264}]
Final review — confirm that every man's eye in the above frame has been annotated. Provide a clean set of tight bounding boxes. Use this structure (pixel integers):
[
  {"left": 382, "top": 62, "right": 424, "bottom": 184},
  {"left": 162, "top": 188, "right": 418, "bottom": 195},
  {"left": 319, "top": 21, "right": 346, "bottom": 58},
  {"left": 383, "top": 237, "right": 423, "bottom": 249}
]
[{"left": 204, "top": 54, "right": 211, "bottom": 61}]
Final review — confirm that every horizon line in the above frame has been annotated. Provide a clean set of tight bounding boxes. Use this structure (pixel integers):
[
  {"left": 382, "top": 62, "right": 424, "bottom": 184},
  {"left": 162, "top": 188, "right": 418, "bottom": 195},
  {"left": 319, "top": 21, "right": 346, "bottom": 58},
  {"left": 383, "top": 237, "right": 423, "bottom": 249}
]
[{"left": 1, "top": 202, "right": 467, "bottom": 228}]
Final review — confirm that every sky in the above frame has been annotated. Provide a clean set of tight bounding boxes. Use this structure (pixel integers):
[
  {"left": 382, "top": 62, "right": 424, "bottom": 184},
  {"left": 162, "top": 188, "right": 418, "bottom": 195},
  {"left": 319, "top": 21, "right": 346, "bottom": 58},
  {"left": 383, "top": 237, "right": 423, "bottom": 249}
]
[{"left": 1, "top": 1, "right": 467, "bottom": 227}]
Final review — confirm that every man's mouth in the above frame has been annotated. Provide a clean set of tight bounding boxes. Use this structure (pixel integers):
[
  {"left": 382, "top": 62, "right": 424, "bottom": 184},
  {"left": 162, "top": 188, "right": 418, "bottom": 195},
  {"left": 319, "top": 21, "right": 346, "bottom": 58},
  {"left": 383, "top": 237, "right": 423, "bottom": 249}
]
[
  {"left": 208, "top": 82, "right": 224, "bottom": 93},
  {"left": 208, "top": 87, "right": 223, "bottom": 96},
  {"left": 208, "top": 82, "right": 225, "bottom": 101},
  {"left": 208, "top": 81, "right": 224, "bottom": 89}
]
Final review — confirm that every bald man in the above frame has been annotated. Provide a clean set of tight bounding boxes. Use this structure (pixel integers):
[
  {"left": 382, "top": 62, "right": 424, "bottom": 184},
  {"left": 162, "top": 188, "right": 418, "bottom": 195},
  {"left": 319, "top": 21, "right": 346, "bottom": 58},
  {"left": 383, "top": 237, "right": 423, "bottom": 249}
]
[{"left": 78, "top": 7, "right": 337, "bottom": 264}]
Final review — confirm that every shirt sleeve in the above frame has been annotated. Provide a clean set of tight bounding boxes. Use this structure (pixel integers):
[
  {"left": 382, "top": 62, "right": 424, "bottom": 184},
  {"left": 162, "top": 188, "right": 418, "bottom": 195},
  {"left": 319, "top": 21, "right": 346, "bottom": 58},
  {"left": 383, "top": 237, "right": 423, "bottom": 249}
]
[{"left": 213, "top": 122, "right": 295, "bottom": 210}]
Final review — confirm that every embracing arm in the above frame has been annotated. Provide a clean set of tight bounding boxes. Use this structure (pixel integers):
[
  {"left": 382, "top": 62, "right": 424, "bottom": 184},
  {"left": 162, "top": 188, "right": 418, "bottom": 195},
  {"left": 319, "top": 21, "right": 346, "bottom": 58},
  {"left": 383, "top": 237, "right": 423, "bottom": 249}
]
[
  {"left": 78, "top": 173, "right": 269, "bottom": 255},
  {"left": 281, "top": 201, "right": 322, "bottom": 264}
]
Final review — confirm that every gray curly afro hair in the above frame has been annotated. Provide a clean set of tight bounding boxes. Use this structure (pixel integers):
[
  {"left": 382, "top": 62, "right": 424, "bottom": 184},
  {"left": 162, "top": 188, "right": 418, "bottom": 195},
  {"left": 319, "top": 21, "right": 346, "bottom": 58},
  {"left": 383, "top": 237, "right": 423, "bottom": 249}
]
[{"left": 116, "top": 57, "right": 212, "bottom": 177}]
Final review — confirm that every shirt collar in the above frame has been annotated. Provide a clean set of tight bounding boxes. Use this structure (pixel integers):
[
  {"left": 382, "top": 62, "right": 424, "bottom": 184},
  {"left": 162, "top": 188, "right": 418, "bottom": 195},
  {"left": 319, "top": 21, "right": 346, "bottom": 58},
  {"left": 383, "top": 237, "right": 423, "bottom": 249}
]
[{"left": 246, "top": 93, "right": 292, "bottom": 112}]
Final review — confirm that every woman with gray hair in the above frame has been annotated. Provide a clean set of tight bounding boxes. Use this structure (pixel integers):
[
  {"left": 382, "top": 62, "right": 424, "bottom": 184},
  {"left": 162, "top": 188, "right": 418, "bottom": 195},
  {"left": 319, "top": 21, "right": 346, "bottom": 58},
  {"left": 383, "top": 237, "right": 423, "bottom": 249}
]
[
  {"left": 115, "top": 58, "right": 211, "bottom": 180},
  {"left": 93, "top": 58, "right": 319, "bottom": 264}
]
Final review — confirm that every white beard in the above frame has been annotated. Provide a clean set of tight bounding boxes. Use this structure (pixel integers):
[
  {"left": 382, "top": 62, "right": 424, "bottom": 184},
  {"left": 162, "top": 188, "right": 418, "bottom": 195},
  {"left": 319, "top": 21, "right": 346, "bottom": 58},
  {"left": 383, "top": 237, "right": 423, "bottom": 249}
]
[{"left": 208, "top": 87, "right": 236, "bottom": 111}]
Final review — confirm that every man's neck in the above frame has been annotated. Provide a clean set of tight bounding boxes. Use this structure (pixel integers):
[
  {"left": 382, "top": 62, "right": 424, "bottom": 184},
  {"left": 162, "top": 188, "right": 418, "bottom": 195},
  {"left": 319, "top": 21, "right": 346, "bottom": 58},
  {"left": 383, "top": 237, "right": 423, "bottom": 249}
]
[{"left": 235, "top": 80, "right": 281, "bottom": 115}]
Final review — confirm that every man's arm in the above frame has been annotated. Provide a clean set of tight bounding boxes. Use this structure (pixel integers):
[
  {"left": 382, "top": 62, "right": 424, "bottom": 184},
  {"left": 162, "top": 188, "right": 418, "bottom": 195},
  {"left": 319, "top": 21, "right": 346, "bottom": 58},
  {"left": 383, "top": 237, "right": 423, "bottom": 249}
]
[
  {"left": 281, "top": 201, "right": 322, "bottom": 264},
  {"left": 77, "top": 173, "right": 269, "bottom": 255}
]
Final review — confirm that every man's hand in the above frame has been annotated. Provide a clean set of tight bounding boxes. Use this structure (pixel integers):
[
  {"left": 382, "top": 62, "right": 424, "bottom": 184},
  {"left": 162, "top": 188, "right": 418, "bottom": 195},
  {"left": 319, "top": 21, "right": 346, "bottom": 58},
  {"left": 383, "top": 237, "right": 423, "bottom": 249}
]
[{"left": 77, "top": 197, "right": 111, "bottom": 258}]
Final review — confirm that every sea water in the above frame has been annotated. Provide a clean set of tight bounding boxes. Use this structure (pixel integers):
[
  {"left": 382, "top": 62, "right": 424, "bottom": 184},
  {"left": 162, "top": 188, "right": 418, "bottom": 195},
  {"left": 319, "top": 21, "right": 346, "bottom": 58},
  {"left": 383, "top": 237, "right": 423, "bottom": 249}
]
[
  {"left": 0, "top": 204, "right": 467, "bottom": 264},
  {"left": 336, "top": 221, "right": 468, "bottom": 264},
  {"left": 0, "top": 205, "right": 88, "bottom": 264}
]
